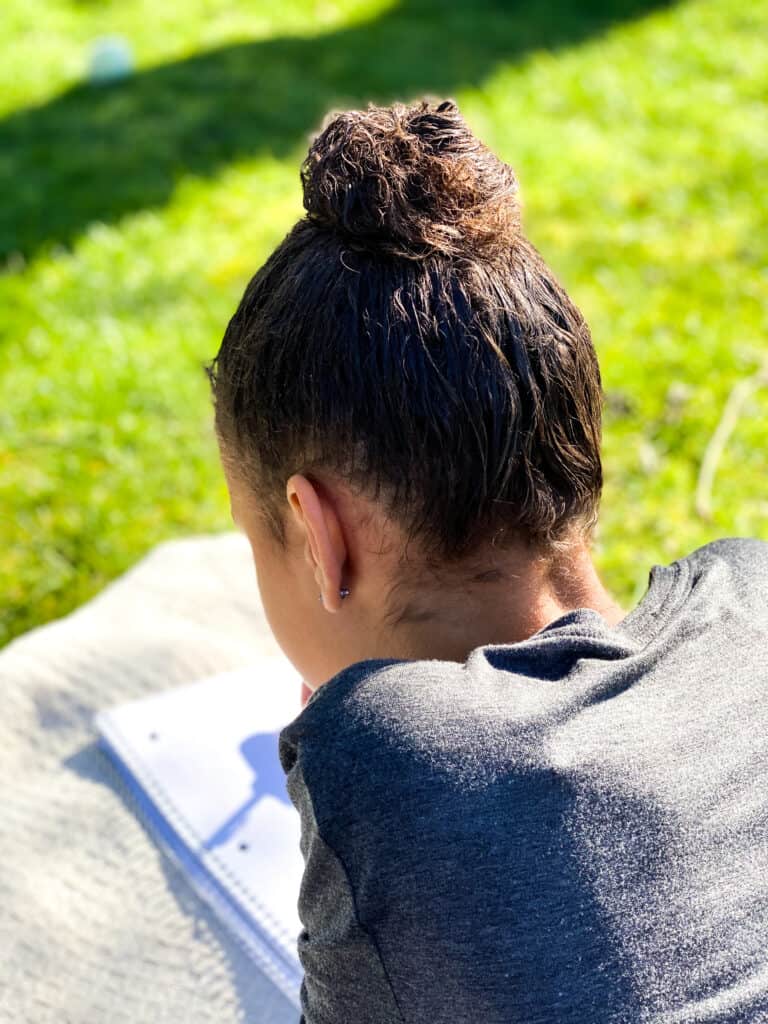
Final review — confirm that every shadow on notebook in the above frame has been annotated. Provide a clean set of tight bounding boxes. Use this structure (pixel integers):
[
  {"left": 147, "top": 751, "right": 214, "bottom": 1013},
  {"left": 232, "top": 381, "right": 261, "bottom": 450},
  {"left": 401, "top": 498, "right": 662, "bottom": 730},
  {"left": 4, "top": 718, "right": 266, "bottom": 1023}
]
[{"left": 204, "top": 731, "right": 294, "bottom": 851}]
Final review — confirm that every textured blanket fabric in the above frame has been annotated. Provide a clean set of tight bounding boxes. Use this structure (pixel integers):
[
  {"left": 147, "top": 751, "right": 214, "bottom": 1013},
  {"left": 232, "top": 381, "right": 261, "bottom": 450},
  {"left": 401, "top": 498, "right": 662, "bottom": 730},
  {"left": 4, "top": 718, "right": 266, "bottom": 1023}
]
[{"left": 0, "top": 533, "right": 298, "bottom": 1024}]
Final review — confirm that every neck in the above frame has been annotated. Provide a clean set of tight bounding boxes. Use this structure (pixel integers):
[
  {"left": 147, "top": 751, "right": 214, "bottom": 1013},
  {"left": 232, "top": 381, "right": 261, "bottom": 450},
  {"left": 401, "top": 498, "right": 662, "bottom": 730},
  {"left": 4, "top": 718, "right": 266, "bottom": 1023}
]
[{"left": 378, "top": 539, "right": 624, "bottom": 664}]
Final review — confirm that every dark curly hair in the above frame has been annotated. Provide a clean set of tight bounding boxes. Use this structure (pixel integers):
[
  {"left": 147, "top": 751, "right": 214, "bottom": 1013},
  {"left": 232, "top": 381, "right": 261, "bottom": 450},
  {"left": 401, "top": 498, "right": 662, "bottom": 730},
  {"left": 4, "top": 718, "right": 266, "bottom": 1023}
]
[{"left": 207, "top": 97, "right": 603, "bottom": 571}]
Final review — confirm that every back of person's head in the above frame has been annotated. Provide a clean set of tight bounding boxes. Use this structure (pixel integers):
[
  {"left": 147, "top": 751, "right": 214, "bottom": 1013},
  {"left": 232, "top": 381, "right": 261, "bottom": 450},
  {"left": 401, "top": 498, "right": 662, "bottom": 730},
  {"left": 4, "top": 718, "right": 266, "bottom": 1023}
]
[{"left": 209, "top": 97, "right": 603, "bottom": 577}]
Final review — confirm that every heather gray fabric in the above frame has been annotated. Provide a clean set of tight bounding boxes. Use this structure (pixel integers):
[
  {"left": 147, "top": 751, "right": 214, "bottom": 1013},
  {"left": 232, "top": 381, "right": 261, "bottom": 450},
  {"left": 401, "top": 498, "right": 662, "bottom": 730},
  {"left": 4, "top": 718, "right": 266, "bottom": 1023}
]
[{"left": 278, "top": 538, "right": 768, "bottom": 1024}]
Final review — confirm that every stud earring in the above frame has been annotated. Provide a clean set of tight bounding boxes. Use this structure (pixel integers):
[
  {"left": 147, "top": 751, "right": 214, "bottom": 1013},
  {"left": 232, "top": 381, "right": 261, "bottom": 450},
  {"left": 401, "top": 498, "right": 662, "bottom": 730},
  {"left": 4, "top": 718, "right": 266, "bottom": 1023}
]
[{"left": 318, "top": 588, "right": 351, "bottom": 603}]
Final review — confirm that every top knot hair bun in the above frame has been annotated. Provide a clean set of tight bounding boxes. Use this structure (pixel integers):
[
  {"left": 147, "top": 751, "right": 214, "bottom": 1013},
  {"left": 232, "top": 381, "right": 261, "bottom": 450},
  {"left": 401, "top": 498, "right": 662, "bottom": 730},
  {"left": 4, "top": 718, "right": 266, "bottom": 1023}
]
[{"left": 300, "top": 97, "right": 521, "bottom": 260}]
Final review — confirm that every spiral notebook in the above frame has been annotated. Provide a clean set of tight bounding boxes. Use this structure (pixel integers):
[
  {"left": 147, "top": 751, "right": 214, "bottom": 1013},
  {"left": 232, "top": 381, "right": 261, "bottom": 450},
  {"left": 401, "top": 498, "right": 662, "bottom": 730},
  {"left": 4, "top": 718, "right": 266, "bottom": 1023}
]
[{"left": 94, "top": 660, "right": 306, "bottom": 1010}]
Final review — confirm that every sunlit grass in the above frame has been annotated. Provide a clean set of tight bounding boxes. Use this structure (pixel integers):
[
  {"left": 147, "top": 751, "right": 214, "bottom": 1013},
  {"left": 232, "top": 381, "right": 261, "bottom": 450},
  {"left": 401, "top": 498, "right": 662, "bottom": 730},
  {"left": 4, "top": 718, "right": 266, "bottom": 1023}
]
[{"left": 1, "top": 0, "right": 766, "bottom": 645}]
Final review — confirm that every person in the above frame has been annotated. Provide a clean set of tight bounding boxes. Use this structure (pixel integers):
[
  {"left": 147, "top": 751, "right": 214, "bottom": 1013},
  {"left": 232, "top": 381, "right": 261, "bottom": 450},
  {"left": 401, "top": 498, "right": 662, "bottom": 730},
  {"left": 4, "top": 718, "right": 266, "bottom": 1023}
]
[{"left": 206, "top": 97, "right": 768, "bottom": 1023}]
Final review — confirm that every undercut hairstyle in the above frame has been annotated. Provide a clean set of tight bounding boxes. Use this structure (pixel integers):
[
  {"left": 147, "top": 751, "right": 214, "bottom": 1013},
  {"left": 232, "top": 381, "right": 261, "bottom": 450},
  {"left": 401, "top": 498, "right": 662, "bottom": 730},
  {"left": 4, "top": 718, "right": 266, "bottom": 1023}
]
[{"left": 207, "top": 97, "right": 604, "bottom": 570}]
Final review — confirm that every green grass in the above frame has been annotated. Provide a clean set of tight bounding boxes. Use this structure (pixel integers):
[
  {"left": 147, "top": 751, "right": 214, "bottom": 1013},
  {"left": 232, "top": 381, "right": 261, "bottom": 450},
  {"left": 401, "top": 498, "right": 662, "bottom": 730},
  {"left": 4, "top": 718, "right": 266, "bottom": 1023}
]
[{"left": 1, "top": 0, "right": 766, "bottom": 646}]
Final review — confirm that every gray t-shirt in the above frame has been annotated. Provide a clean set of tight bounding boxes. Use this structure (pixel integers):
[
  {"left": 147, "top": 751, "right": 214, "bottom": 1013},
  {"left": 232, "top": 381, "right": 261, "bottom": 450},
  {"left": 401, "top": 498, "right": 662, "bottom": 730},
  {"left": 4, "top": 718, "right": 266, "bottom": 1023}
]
[{"left": 278, "top": 538, "right": 768, "bottom": 1023}]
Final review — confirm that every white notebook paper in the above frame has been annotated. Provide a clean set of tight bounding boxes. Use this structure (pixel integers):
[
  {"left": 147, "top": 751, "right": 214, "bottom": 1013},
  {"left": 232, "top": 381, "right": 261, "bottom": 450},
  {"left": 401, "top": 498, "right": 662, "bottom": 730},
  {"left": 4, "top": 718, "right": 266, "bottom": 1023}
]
[{"left": 94, "top": 660, "right": 306, "bottom": 1010}]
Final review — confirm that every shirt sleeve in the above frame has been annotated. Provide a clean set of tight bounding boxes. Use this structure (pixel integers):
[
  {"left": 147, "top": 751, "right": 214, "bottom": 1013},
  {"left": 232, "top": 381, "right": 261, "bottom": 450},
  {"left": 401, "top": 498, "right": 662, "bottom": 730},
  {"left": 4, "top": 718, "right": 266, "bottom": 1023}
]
[{"left": 279, "top": 727, "right": 405, "bottom": 1024}]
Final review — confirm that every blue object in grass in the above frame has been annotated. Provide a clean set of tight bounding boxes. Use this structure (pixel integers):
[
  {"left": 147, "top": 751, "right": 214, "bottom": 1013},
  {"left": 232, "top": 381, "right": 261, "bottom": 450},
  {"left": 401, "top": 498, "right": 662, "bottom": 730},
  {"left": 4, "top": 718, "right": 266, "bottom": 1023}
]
[{"left": 88, "top": 36, "right": 135, "bottom": 85}]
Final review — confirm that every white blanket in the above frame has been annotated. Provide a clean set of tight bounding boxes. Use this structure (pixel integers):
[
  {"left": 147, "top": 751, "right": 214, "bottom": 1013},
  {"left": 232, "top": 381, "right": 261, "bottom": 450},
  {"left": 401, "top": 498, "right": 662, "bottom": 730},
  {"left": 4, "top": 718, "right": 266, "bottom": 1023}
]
[{"left": 0, "top": 533, "right": 299, "bottom": 1024}]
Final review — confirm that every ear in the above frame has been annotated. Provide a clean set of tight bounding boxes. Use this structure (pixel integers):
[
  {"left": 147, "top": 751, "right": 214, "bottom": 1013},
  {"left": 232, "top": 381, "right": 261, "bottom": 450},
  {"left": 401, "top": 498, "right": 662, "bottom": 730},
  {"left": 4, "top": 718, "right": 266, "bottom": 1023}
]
[{"left": 286, "top": 474, "right": 348, "bottom": 612}]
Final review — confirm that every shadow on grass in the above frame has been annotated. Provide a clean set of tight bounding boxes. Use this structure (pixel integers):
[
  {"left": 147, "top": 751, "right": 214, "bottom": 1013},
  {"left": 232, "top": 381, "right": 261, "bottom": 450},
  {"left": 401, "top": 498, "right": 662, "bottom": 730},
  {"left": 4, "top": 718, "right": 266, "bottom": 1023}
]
[{"left": 0, "top": 0, "right": 675, "bottom": 264}]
